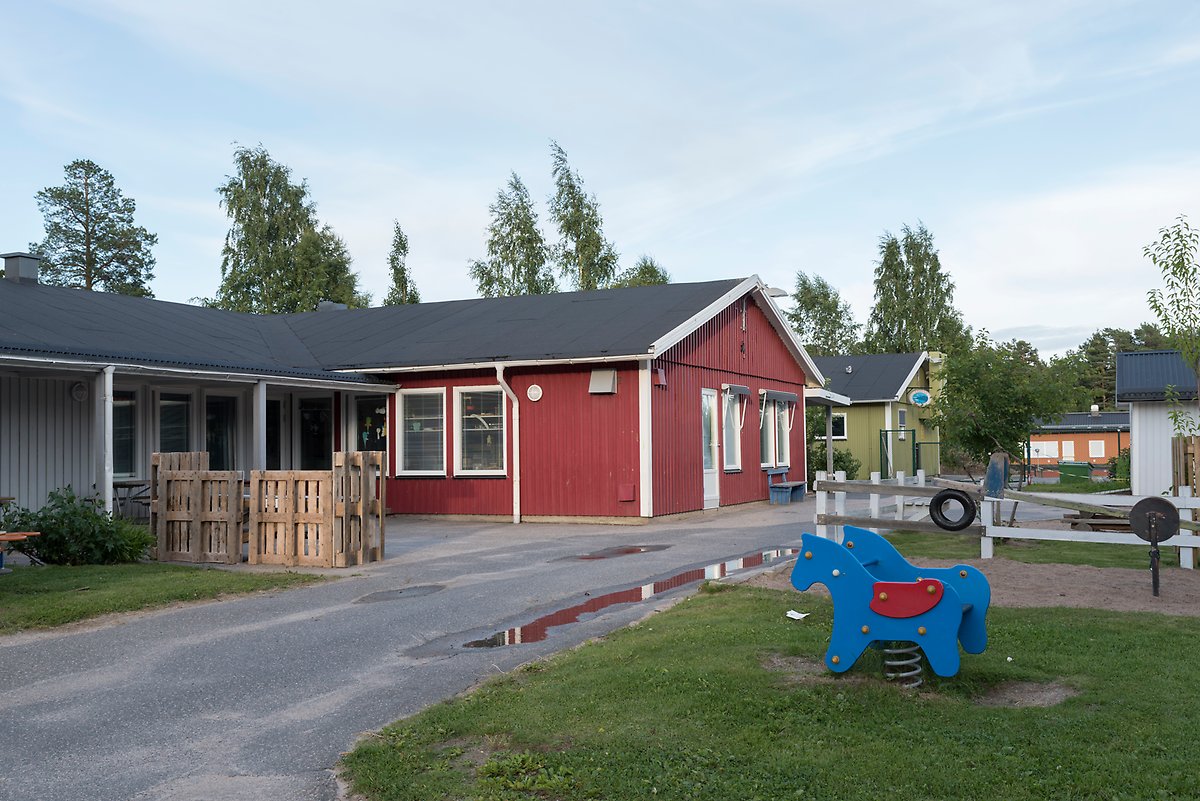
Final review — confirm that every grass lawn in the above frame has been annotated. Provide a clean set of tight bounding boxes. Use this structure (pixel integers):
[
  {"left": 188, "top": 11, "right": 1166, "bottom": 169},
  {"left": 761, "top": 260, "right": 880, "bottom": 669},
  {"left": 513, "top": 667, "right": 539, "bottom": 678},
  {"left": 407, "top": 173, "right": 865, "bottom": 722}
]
[
  {"left": 1025, "top": 479, "right": 1130, "bottom": 494},
  {"left": 341, "top": 585, "right": 1199, "bottom": 801},
  {"left": 884, "top": 530, "right": 1180, "bottom": 569},
  {"left": 0, "top": 562, "right": 323, "bottom": 634}
]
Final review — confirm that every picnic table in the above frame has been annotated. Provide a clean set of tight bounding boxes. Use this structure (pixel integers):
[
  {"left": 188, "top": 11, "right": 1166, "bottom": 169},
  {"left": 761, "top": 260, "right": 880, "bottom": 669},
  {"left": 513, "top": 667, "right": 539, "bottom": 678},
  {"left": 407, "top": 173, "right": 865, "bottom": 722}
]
[{"left": 0, "top": 531, "right": 41, "bottom": 573}]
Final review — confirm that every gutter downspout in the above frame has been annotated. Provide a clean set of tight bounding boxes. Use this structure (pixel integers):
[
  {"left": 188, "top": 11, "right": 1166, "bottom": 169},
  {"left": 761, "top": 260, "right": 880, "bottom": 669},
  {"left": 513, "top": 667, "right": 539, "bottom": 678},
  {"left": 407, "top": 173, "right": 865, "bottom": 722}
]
[{"left": 495, "top": 365, "right": 520, "bottom": 524}]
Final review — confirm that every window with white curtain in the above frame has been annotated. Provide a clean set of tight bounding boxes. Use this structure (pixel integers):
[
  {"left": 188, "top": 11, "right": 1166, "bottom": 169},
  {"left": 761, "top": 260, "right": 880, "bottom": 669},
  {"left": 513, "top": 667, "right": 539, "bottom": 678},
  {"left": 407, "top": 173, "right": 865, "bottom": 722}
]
[{"left": 400, "top": 390, "right": 445, "bottom": 474}]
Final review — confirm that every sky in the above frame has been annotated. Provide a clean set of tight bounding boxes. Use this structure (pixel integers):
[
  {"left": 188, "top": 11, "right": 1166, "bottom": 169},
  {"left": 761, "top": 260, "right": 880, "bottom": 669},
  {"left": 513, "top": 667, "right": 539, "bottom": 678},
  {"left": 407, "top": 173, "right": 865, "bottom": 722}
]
[{"left": 3, "top": 1, "right": 1200, "bottom": 357}]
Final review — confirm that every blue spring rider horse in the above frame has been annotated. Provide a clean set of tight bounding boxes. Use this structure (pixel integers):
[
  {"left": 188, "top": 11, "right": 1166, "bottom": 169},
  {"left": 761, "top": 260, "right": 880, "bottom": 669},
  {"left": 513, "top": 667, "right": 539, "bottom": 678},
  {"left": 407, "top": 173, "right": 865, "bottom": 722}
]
[{"left": 790, "top": 526, "right": 991, "bottom": 677}]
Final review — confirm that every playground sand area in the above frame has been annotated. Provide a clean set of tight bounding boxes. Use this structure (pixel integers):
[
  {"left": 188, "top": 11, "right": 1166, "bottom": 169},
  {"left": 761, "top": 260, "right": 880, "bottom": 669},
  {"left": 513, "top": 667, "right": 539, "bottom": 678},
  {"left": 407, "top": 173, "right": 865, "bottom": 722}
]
[{"left": 746, "top": 548, "right": 1200, "bottom": 617}]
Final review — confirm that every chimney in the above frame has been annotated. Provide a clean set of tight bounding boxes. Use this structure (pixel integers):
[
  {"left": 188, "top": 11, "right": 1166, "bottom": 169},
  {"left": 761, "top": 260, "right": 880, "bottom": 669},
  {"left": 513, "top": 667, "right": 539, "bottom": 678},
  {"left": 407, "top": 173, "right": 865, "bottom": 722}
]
[
  {"left": 3, "top": 252, "right": 41, "bottom": 284},
  {"left": 1090, "top": 404, "right": 1100, "bottom": 417}
]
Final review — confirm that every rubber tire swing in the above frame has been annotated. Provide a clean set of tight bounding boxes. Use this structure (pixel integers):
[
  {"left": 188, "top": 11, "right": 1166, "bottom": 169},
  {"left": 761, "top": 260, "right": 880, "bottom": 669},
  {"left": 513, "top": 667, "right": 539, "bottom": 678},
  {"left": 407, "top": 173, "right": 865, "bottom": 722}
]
[{"left": 929, "top": 489, "right": 977, "bottom": 531}]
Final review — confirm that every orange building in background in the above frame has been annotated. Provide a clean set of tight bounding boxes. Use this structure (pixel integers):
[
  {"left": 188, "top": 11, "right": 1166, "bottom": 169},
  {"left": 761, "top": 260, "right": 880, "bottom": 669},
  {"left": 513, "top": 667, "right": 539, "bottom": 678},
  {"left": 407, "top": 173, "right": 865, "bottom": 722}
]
[{"left": 1028, "top": 409, "right": 1129, "bottom": 477}]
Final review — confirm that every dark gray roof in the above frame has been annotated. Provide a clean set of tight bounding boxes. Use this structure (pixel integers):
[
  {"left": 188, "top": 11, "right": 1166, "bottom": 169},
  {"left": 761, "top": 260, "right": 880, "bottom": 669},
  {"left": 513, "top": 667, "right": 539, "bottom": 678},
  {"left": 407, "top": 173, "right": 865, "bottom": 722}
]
[
  {"left": 286, "top": 279, "right": 744, "bottom": 370},
  {"left": 0, "top": 280, "right": 378, "bottom": 383},
  {"left": 1115, "top": 350, "right": 1198, "bottom": 402},
  {"left": 1037, "top": 411, "right": 1129, "bottom": 432},
  {"left": 0, "top": 277, "right": 747, "bottom": 379},
  {"left": 810, "top": 353, "right": 924, "bottom": 402}
]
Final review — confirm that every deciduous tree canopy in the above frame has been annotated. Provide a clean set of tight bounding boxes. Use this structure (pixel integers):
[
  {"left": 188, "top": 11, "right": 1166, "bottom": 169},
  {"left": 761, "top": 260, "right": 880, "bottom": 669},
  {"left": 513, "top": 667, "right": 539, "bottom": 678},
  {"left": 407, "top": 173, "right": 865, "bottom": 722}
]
[
  {"left": 610, "top": 255, "right": 670, "bottom": 288},
  {"left": 383, "top": 221, "right": 420, "bottom": 305},
  {"left": 786, "top": 271, "right": 860, "bottom": 356},
  {"left": 548, "top": 141, "right": 618, "bottom": 291},
  {"left": 469, "top": 173, "right": 557, "bottom": 297}
]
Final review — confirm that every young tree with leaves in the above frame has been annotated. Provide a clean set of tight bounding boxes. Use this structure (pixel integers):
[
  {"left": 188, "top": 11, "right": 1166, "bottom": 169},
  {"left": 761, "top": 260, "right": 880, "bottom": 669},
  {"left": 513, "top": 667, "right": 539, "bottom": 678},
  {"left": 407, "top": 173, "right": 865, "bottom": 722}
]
[
  {"left": 548, "top": 141, "right": 619, "bottom": 291},
  {"left": 785, "top": 271, "right": 860, "bottom": 355},
  {"left": 931, "top": 334, "right": 1081, "bottom": 468},
  {"left": 469, "top": 173, "right": 557, "bottom": 298},
  {"left": 1145, "top": 215, "right": 1200, "bottom": 431},
  {"left": 31, "top": 159, "right": 157, "bottom": 296},
  {"left": 610, "top": 255, "right": 670, "bottom": 288},
  {"left": 211, "top": 145, "right": 365, "bottom": 313},
  {"left": 383, "top": 221, "right": 420, "bottom": 305},
  {"left": 862, "top": 222, "right": 969, "bottom": 354}
]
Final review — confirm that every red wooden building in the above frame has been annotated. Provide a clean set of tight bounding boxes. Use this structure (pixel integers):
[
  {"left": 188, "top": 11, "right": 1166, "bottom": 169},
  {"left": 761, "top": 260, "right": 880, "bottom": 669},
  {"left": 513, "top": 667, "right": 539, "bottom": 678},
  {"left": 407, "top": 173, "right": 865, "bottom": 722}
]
[{"left": 297, "top": 277, "right": 827, "bottom": 520}]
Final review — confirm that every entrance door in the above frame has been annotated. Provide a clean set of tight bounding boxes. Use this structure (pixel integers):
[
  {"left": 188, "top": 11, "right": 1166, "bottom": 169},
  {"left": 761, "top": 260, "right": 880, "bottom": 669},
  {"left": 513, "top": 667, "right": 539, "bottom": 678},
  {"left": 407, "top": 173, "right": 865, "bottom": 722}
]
[
  {"left": 298, "top": 397, "right": 333, "bottom": 469},
  {"left": 701, "top": 389, "right": 720, "bottom": 509}
]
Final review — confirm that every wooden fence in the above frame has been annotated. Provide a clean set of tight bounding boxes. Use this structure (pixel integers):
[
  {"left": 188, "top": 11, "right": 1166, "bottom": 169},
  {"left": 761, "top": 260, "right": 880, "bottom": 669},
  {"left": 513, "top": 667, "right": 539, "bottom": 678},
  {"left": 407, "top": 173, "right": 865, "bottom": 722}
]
[
  {"left": 152, "top": 451, "right": 385, "bottom": 568},
  {"left": 1173, "top": 436, "right": 1199, "bottom": 495}
]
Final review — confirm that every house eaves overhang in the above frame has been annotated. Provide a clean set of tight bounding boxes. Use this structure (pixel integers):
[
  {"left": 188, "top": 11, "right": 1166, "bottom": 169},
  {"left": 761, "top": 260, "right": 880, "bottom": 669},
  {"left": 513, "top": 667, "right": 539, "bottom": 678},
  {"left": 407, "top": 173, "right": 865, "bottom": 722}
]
[
  {"left": 804, "top": 387, "right": 851, "bottom": 407},
  {"left": 343, "top": 353, "right": 651, "bottom": 374},
  {"left": 0, "top": 353, "right": 387, "bottom": 392}
]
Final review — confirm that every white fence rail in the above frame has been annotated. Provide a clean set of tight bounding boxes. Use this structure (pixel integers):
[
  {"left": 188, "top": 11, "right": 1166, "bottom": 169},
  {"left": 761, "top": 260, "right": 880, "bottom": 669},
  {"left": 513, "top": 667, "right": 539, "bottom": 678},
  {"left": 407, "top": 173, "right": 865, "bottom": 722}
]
[
  {"left": 815, "top": 469, "right": 935, "bottom": 542},
  {"left": 979, "top": 489, "right": 1198, "bottom": 570}
]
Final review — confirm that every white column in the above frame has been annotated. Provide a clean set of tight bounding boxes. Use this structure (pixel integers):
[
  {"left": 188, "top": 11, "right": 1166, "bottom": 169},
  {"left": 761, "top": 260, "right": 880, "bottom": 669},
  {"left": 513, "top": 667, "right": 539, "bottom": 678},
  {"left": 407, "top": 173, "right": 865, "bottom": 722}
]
[
  {"left": 980, "top": 499, "right": 995, "bottom": 559},
  {"left": 869, "top": 471, "right": 881, "bottom": 534},
  {"left": 495, "top": 365, "right": 520, "bottom": 524},
  {"left": 253, "top": 380, "right": 267, "bottom": 471},
  {"left": 96, "top": 366, "right": 115, "bottom": 514},
  {"left": 894, "top": 470, "right": 906, "bottom": 522},
  {"left": 833, "top": 469, "right": 846, "bottom": 543},
  {"left": 815, "top": 470, "right": 828, "bottom": 539},
  {"left": 1179, "top": 488, "right": 1195, "bottom": 570},
  {"left": 638, "top": 360, "right": 654, "bottom": 518}
]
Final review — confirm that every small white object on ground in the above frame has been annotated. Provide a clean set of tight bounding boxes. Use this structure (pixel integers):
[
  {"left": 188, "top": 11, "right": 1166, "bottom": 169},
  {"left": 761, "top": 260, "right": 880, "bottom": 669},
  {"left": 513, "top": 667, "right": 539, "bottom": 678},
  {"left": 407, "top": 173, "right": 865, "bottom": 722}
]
[{"left": 785, "top": 610, "right": 809, "bottom": 620}]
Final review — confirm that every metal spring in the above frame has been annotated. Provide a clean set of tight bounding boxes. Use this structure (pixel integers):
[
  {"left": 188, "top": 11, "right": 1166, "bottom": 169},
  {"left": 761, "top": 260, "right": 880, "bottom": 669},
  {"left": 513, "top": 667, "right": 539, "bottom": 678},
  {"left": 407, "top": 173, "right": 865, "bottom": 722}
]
[{"left": 881, "top": 641, "right": 923, "bottom": 690}]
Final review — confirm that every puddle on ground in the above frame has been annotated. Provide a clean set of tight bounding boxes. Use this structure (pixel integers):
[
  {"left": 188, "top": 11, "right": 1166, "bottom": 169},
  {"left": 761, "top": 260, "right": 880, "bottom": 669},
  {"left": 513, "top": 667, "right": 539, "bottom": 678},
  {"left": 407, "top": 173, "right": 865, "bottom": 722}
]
[
  {"left": 353, "top": 585, "right": 444, "bottom": 604},
  {"left": 557, "top": 544, "right": 671, "bottom": 561},
  {"left": 464, "top": 548, "right": 798, "bottom": 647}
]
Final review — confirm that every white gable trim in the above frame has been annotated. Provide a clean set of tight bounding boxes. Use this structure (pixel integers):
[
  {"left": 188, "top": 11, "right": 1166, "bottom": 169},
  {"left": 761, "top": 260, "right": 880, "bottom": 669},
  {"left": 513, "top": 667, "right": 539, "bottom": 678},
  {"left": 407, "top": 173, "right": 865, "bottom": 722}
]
[
  {"left": 892, "top": 352, "right": 929, "bottom": 402},
  {"left": 647, "top": 275, "right": 825, "bottom": 388}
]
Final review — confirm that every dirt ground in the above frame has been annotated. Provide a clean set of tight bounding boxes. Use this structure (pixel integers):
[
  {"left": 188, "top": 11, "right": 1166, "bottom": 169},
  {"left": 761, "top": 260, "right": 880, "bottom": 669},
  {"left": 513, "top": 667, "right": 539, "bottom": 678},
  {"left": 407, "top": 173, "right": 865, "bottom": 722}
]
[{"left": 746, "top": 552, "right": 1200, "bottom": 616}]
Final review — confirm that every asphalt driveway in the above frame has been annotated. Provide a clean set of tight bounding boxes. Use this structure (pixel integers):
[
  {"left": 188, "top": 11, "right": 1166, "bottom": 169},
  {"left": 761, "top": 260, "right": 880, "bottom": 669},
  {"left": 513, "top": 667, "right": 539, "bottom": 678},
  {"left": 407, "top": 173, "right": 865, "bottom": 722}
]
[{"left": 0, "top": 499, "right": 814, "bottom": 801}]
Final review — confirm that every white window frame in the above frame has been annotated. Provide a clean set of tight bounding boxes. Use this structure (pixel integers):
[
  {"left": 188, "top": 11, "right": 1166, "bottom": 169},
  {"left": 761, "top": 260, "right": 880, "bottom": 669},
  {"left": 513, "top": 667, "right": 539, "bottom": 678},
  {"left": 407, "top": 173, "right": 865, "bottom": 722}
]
[
  {"left": 398, "top": 388, "right": 447, "bottom": 476},
  {"left": 1037, "top": 440, "right": 1059, "bottom": 459},
  {"left": 897, "top": 408, "right": 907, "bottom": 441},
  {"left": 453, "top": 385, "right": 507, "bottom": 477},
  {"left": 1089, "top": 439, "right": 1105, "bottom": 459},
  {"left": 1061, "top": 440, "right": 1075, "bottom": 461},
  {"left": 831, "top": 412, "right": 848, "bottom": 441},
  {"left": 759, "top": 396, "right": 795, "bottom": 469},
  {"left": 722, "top": 390, "right": 745, "bottom": 472}
]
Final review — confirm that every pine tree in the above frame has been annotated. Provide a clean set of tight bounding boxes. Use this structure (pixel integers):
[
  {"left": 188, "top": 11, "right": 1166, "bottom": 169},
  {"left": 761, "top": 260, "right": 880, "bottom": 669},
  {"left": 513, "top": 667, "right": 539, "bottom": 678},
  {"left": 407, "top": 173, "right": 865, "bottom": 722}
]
[
  {"left": 31, "top": 159, "right": 157, "bottom": 296},
  {"left": 469, "top": 173, "right": 557, "bottom": 297},
  {"left": 383, "top": 221, "right": 420, "bottom": 305},
  {"left": 862, "top": 222, "right": 969, "bottom": 354},
  {"left": 548, "top": 141, "right": 618, "bottom": 291},
  {"left": 785, "top": 272, "right": 859, "bottom": 355},
  {"left": 610, "top": 255, "right": 670, "bottom": 288}
]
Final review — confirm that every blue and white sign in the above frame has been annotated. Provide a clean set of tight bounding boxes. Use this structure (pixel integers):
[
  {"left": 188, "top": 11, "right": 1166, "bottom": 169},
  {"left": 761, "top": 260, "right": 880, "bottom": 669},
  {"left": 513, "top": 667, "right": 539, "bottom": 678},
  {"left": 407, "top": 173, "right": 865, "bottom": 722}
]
[{"left": 909, "top": 389, "right": 932, "bottom": 407}]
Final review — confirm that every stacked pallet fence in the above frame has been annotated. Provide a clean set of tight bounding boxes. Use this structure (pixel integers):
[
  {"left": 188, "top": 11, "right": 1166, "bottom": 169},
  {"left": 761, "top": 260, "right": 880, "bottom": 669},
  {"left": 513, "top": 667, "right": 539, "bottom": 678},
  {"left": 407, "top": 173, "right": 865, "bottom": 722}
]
[
  {"left": 247, "top": 451, "right": 385, "bottom": 568},
  {"left": 151, "top": 452, "right": 242, "bottom": 564},
  {"left": 1173, "top": 436, "right": 1199, "bottom": 495}
]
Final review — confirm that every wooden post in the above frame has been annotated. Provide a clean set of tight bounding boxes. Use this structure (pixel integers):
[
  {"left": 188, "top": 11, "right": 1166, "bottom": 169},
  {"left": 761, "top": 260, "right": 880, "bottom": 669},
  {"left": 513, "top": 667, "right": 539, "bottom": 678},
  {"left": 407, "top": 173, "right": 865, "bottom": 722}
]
[
  {"left": 833, "top": 470, "right": 846, "bottom": 543},
  {"left": 815, "top": 471, "right": 828, "bottom": 539},
  {"left": 869, "top": 471, "right": 881, "bottom": 534},
  {"left": 980, "top": 499, "right": 995, "bottom": 559}
]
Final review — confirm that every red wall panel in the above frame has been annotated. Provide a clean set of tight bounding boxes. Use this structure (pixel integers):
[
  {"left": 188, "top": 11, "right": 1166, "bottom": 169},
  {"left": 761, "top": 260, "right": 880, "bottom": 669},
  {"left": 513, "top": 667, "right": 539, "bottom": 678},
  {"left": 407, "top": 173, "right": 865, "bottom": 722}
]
[
  {"left": 652, "top": 298, "right": 808, "bottom": 516},
  {"left": 385, "top": 365, "right": 641, "bottom": 517}
]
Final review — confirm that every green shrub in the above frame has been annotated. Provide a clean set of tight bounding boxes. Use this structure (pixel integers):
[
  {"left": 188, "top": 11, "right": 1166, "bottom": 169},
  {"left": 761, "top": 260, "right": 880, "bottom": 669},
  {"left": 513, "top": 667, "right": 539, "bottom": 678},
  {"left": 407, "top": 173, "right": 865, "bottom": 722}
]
[
  {"left": 1107, "top": 447, "right": 1131, "bottom": 481},
  {"left": 806, "top": 440, "right": 862, "bottom": 479},
  {"left": 1, "top": 487, "right": 153, "bottom": 565}
]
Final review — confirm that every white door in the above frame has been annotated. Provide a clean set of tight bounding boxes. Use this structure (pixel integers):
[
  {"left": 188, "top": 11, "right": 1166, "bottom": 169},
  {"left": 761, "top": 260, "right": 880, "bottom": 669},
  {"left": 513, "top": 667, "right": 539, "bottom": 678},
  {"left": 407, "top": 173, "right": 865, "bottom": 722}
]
[{"left": 702, "top": 389, "right": 720, "bottom": 509}]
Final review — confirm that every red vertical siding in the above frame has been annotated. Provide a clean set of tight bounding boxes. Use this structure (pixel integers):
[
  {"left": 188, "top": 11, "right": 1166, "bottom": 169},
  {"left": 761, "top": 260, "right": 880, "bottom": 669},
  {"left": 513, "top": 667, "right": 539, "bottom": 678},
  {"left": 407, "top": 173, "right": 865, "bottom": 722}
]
[
  {"left": 386, "top": 371, "right": 514, "bottom": 515},
  {"left": 508, "top": 365, "right": 641, "bottom": 517},
  {"left": 385, "top": 365, "right": 641, "bottom": 517},
  {"left": 652, "top": 298, "right": 807, "bottom": 516}
]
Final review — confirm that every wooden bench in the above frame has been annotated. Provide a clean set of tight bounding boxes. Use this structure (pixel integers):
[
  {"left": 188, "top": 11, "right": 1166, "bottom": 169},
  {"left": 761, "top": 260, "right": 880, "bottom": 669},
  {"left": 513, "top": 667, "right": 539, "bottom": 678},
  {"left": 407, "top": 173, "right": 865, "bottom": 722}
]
[{"left": 767, "top": 468, "right": 806, "bottom": 505}]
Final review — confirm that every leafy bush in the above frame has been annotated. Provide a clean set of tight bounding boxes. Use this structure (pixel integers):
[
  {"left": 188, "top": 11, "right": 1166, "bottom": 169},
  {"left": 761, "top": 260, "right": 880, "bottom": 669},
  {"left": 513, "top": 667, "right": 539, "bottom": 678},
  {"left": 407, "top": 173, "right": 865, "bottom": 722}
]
[
  {"left": 0, "top": 487, "right": 153, "bottom": 565},
  {"left": 806, "top": 440, "right": 861, "bottom": 479},
  {"left": 1107, "top": 447, "right": 1131, "bottom": 482}
]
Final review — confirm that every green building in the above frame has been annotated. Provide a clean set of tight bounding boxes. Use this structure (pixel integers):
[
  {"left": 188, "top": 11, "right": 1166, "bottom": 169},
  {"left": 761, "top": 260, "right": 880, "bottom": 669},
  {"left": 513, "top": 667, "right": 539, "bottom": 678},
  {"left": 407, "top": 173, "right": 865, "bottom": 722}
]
[{"left": 810, "top": 352, "right": 943, "bottom": 478}]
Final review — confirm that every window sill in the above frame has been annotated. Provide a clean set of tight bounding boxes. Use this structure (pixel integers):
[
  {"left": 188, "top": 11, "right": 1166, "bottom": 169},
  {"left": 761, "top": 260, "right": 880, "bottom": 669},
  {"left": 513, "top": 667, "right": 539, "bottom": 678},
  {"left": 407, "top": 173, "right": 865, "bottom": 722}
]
[
  {"left": 455, "top": 470, "right": 508, "bottom": 478},
  {"left": 398, "top": 471, "right": 447, "bottom": 478},
  {"left": 723, "top": 468, "right": 742, "bottom": 474}
]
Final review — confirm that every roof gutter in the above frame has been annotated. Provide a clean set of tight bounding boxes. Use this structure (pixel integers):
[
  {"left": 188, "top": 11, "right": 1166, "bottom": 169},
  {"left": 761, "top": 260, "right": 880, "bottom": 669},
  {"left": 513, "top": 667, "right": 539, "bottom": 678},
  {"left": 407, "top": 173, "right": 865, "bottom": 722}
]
[
  {"left": 0, "top": 354, "right": 387, "bottom": 392},
  {"left": 494, "top": 364, "right": 521, "bottom": 524},
  {"left": 339, "top": 353, "right": 648, "bottom": 374}
]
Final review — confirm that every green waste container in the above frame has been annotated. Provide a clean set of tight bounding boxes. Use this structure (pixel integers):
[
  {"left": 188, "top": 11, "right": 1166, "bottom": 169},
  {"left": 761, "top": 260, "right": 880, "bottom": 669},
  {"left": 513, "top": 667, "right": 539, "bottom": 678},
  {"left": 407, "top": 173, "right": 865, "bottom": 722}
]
[{"left": 1058, "top": 461, "right": 1091, "bottom": 481}]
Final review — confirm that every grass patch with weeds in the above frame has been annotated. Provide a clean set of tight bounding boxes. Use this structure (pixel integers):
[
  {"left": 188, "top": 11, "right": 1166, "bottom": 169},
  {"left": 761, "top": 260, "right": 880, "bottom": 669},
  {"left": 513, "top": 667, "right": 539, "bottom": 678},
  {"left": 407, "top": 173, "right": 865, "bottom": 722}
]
[
  {"left": 0, "top": 562, "right": 323, "bottom": 634},
  {"left": 342, "top": 585, "right": 1199, "bottom": 800}
]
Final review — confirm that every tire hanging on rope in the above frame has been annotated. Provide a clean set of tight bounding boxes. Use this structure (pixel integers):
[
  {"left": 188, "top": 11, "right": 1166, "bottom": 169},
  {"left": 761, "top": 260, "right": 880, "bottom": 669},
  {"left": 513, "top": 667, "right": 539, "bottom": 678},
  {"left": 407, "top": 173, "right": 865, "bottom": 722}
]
[{"left": 929, "top": 488, "right": 977, "bottom": 532}]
